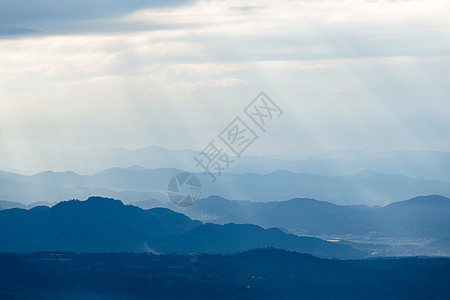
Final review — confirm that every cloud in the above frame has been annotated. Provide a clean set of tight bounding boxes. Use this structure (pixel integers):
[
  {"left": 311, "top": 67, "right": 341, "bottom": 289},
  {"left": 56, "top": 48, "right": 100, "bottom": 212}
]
[
  {"left": 115, "top": 0, "right": 450, "bottom": 61},
  {"left": 0, "top": 27, "right": 42, "bottom": 37},
  {"left": 0, "top": 0, "right": 449, "bottom": 159}
]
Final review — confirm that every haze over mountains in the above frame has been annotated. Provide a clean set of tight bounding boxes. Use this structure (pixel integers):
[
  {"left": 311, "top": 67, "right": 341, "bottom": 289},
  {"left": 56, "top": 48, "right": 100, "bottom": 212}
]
[
  {"left": 180, "top": 195, "right": 450, "bottom": 240},
  {"left": 3, "top": 0, "right": 450, "bottom": 297},
  {"left": 1, "top": 165, "right": 450, "bottom": 206},
  {"left": 4, "top": 152, "right": 448, "bottom": 298},
  {"left": 137, "top": 195, "right": 450, "bottom": 256},
  {"left": 2, "top": 146, "right": 450, "bottom": 181},
  {"left": 1, "top": 146, "right": 450, "bottom": 259}
]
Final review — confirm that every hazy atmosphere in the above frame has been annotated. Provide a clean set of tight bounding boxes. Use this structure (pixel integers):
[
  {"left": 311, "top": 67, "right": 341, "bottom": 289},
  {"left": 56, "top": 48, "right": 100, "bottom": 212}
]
[
  {"left": 2, "top": 0, "right": 450, "bottom": 167},
  {"left": 1, "top": 1, "right": 450, "bottom": 299}
]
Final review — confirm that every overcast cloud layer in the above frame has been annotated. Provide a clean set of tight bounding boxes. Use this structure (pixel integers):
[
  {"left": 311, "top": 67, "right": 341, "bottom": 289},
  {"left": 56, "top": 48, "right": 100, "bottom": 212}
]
[{"left": 1, "top": 0, "right": 449, "bottom": 170}]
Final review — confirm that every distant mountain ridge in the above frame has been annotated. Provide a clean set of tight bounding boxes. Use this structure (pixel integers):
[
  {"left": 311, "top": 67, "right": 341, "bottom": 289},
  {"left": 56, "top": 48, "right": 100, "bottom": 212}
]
[
  {"left": 1, "top": 166, "right": 450, "bottom": 205},
  {"left": 0, "top": 200, "right": 27, "bottom": 210},
  {"left": 179, "top": 195, "right": 450, "bottom": 240},
  {"left": 0, "top": 197, "right": 364, "bottom": 259},
  {"left": 2, "top": 147, "right": 450, "bottom": 182}
]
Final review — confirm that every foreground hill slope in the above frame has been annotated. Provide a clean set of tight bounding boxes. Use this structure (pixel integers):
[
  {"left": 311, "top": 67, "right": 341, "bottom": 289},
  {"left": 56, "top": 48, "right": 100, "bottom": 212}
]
[{"left": 0, "top": 249, "right": 449, "bottom": 299}]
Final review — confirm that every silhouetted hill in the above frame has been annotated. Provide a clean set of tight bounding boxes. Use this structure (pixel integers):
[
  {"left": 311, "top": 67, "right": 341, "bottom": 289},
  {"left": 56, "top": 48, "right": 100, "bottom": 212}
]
[
  {"left": 0, "top": 197, "right": 364, "bottom": 259},
  {"left": 133, "top": 198, "right": 168, "bottom": 209},
  {"left": 0, "top": 197, "right": 201, "bottom": 253},
  {"left": 150, "top": 223, "right": 362, "bottom": 259},
  {"left": 375, "top": 195, "right": 450, "bottom": 238}
]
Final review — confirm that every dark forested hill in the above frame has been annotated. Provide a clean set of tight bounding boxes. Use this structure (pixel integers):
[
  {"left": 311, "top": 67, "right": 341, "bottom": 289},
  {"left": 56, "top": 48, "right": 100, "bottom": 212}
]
[
  {"left": 0, "top": 249, "right": 449, "bottom": 300},
  {"left": 0, "top": 197, "right": 363, "bottom": 259}
]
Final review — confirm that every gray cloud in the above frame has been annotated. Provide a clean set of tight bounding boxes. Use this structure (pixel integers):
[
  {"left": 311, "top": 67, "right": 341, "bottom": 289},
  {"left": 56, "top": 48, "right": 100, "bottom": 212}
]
[{"left": 0, "top": 0, "right": 193, "bottom": 35}]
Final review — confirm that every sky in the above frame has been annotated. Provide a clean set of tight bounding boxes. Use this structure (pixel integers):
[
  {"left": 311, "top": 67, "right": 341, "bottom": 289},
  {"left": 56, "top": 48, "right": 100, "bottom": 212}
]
[{"left": 1, "top": 0, "right": 450, "bottom": 161}]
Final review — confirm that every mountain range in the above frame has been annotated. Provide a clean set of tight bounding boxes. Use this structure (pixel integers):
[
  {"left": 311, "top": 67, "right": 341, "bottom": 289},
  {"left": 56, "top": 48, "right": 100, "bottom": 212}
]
[
  {"left": 177, "top": 195, "right": 450, "bottom": 240},
  {"left": 131, "top": 194, "right": 450, "bottom": 256},
  {"left": 2, "top": 147, "right": 450, "bottom": 182},
  {"left": 0, "top": 197, "right": 364, "bottom": 259},
  {"left": 1, "top": 166, "right": 450, "bottom": 206},
  {"left": 3, "top": 195, "right": 450, "bottom": 256},
  {"left": 4, "top": 194, "right": 450, "bottom": 240}
]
